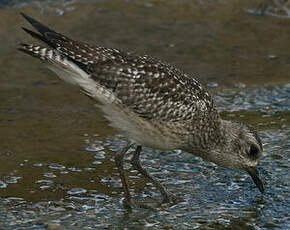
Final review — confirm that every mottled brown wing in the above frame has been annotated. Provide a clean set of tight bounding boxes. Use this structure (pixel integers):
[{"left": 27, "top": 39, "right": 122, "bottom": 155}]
[{"left": 88, "top": 55, "right": 218, "bottom": 122}]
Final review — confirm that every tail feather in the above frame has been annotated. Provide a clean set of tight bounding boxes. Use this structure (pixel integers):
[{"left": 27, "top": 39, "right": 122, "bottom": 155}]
[
  {"left": 20, "top": 12, "right": 68, "bottom": 47},
  {"left": 20, "top": 12, "right": 54, "bottom": 35},
  {"left": 20, "top": 12, "right": 68, "bottom": 45},
  {"left": 19, "top": 14, "right": 123, "bottom": 105},
  {"left": 18, "top": 43, "right": 90, "bottom": 87},
  {"left": 19, "top": 12, "right": 88, "bottom": 71},
  {"left": 19, "top": 43, "right": 62, "bottom": 63},
  {"left": 19, "top": 13, "right": 95, "bottom": 74},
  {"left": 21, "top": 27, "right": 51, "bottom": 45}
]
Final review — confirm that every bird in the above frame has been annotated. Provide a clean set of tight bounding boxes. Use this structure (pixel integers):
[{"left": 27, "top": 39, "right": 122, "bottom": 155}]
[{"left": 19, "top": 12, "right": 264, "bottom": 208}]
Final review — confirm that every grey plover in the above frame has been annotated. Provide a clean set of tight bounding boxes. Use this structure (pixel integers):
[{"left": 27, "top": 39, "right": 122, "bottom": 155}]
[{"left": 19, "top": 13, "right": 264, "bottom": 208}]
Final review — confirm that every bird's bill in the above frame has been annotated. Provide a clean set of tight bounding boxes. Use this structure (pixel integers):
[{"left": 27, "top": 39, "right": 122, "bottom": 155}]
[{"left": 246, "top": 167, "right": 264, "bottom": 194}]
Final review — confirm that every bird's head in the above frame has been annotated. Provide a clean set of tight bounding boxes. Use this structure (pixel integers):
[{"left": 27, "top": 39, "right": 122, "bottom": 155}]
[{"left": 207, "top": 120, "right": 264, "bottom": 193}]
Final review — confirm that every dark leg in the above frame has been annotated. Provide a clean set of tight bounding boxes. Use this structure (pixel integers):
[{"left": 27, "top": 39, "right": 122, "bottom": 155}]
[
  {"left": 115, "top": 141, "right": 134, "bottom": 208},
  {"left": 130, "top": 146, "right": 179, "bottom": 203}
]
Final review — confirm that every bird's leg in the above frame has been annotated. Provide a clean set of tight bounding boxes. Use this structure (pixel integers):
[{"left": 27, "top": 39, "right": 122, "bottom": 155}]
[
  {"left": 130, "top": 146, "right": 179, "bottom": 204},
  {"left": 115, "top": 141, "right": 134, "bottom": 208}
]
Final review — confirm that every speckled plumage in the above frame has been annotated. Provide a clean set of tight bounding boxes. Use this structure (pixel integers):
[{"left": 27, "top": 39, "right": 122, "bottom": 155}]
[
  {"left": 19, "top": 13, "right": 265, "bottom": 205},
  {"left": 19, "top": 14, "right": 220, "bottom": 151}
]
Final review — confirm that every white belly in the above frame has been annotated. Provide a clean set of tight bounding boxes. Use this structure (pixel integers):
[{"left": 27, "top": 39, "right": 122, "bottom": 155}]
[{"left": 99, "top": 103, "right": 181, "bottom": 150}]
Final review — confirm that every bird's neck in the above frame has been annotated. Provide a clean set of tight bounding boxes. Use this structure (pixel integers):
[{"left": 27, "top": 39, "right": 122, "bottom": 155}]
[
  {"left": 185, "top": 119, "right": 232, "bottom": 161},
  {"left": 199, "top": 119, "right": 238, "bottom": 166}
]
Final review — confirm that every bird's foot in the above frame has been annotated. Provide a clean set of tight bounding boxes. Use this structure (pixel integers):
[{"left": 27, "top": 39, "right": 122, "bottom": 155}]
[
  {"left": 161, "top": 192, "right": 183, "bottom": 205},
  {"left": 122, "top": 197, "right": 162, "bottom": 209}
]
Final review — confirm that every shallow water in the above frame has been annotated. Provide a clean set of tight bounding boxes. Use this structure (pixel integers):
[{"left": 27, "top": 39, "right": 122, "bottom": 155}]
[
  {"left": 0, "top": 0, "right": 290, "bottom": 229},
  {"left": 0, "top": 118, "right": 289, "bottom": 229}
]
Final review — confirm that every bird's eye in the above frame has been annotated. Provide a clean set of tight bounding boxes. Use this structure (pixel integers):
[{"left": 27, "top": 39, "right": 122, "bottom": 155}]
[{"left": 249, "top": 144, "right": 259, "bottom": 157}]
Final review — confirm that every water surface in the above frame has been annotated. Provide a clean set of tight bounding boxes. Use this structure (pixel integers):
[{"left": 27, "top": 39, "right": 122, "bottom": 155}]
[{"left": 0, "top": 0, "right": 289, "bottom": 229}]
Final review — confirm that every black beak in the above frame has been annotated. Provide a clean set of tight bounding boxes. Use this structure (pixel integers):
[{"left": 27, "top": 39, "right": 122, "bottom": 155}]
[{"left": 246, "top": 167, "right": 264, "bottom": 194}]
